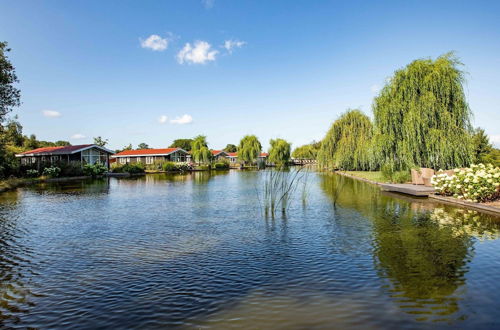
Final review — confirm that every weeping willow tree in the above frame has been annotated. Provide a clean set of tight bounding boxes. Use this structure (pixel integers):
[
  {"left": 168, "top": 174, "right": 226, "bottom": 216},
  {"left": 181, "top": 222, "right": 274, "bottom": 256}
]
[
  {"left": 238, "top": 135, "right": 262, "bottom": 165},
  {"left": 268, "top": 138, "right": 291, "bottom": 167},
  {"left": 373, "top": 52, "right": 473, "bottom": 170},
  {"left": 318, "top": 109, "right": 374, "bottom": 170},
  {"left": 191, "top": 135, "right": 212, "bottom": 164}
]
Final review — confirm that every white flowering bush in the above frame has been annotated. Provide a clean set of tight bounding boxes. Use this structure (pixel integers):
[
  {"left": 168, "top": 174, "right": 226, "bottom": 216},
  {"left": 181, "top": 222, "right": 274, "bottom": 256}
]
[{"left": 431, "top": 164, "right": 500, "bottom": 203}]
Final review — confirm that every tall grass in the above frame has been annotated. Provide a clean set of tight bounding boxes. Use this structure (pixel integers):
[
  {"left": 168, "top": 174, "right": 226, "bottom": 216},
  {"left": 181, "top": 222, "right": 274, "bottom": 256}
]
[{"left": 259, "top": 167, "right": 308, "bottom": 218}]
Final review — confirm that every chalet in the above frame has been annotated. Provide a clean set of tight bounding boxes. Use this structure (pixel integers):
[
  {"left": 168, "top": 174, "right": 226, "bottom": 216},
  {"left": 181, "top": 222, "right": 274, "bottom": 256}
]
[
  {"left": 16, "top": 144, "right": 115, "bottom": 169},
  {"left": 211, "top": 150, "right": 229, "bottom": 161},
  {"left": 111, "top": 148, "right": 190, "bottom": 165}
]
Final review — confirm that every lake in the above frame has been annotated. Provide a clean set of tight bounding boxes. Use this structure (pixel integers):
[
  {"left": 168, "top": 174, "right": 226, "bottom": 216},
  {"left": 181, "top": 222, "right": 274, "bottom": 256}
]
[{"left": 1, "top": 170, "right": 499, "bottom": 329}]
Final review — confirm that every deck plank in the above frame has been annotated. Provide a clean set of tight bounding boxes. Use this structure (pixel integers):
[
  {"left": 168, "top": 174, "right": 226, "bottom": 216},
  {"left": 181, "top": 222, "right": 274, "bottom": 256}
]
[{"left": 380, "top": 183, "right": 435, "bottom": 196}]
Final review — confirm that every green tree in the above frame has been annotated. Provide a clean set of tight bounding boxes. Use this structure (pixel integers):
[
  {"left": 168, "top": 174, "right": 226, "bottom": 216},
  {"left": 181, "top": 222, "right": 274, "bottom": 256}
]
[
  {"left": 292, "top": 141, "right": 321, "bottom": 159},
  {"left": 24, "top": 134, "right": 39, "bottom": 150},
  {"left": 169, "top": 138, "right": 193, "bottom": 151},
  {"left": 0, "top": 42, "right": 21, "bottom": 122},
  {"left": 373, "top": 52, "right": 473, "bottom": 170},
  {"left": 115, "top": 144, "right": 132, "bottom": 153},
  {"left": 93, "top": 136, "right": 108, "bottom": 147},
  {"left": 137, "top": 143, "right": 150, "bottom": 150},
  {"left": 318, "top": 109, "right": 374, "bottom": 170},
  {"left": 191, "top": 135, "right": 211, "bottom": 164},
  {"left": 472, "top": 128, "right": 492, "bottom": 164},
  {"left": 268, "top": 138, "right": 291, "bottom": 167},
  {"left": 238, "top": 135, "right": 262, "bottom": 165},
  {"left": 54, "top": 140, "right": 71, "bottom": 146},
  {"left": 223, "top": 144, "right": 237, "bottom": 152}
]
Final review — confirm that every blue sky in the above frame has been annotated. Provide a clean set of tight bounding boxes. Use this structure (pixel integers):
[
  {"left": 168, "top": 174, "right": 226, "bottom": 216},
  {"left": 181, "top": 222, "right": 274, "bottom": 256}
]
[{"left": 1, "top": 0, "right": 499, "bottom": 150}]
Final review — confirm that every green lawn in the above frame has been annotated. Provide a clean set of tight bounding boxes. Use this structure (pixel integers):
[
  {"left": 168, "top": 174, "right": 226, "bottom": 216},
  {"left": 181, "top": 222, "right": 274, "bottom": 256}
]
[{"left": 343, "top": 171, "right": 386, "bottom": 183}]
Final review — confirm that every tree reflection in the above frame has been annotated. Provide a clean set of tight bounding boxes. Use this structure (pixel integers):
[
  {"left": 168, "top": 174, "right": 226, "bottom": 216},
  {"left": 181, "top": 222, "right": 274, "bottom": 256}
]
[{"left": 318, "top": 173, "right": 494, "bottom": 322}]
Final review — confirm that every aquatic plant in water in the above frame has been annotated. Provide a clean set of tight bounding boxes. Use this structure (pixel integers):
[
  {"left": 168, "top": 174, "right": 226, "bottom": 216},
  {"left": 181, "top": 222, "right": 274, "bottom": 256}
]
[{"left": 258, "top": 167, "right": 307, "bottom": 218}]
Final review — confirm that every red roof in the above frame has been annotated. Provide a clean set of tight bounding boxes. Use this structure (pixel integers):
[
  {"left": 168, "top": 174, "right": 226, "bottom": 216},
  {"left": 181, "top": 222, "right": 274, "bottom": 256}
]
[
  {"left": 260, "top": 152, "right": 269, "bottom": 157},
  {"left": 113, "top": 148, "right": 183, "bottom": 157},
  {"left": 18, "top": 144, "right": 95, "bottom": 155},
  {"left": 211, "top": 150, "right": 228, "bottom": 156}
]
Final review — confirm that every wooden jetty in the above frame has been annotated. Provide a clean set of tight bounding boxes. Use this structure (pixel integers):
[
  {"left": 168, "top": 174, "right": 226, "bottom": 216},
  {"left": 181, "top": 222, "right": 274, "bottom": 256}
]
[{"left": 380, "top": 183, "right": 435, "bottom": 197}]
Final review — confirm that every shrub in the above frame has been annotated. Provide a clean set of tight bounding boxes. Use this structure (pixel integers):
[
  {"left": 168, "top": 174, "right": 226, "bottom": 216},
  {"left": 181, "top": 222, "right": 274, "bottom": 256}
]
[
  {"left": 42, "top": 166, "right": 61, "bottom": 178},
  {"left": 213, "top": 162, "right": 229, "bottom": 170},
  {"left": 393, "top": 170, "right": 410, "bottom": 183},
  {"left": 59, "top": 161, "right": 84, "bottom": 177},
  {"left": 162, "top": 162, "right": 176, "bottom": 171},
  {"left": 110, "top": 163, "right": 145, "bottom": 174},
  {"left": 380, "top": 161, "right": 409, "bottom": 183},
  {"left": 431, "top": 163, "right": 500, "bottom": 202},
  {"left": 26, "top": 169, "right": 39, "bottom": 178},
  {"left": 83, "top": 163, "right": 107, "bottom": 177}
]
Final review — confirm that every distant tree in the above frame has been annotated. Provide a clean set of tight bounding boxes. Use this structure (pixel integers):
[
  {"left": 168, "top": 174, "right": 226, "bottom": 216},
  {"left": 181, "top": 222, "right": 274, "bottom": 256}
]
[
  {"left": 238, "top": 135, "right": 262, "bottom": 165},
  {"left": 292, "top": 141, "right": 321, "bottom": 160},
  {"left": 169, "top": 138, "right": 193, "bottom": 151},
  {"left": 268, "top": 138, "right": 291, "bottom": 167},
  {"left": 318, "top": 109, "right": 374, "bottom": 171},
  {"left": 137, "top": 143, "right": 150, "bottom": 150},
  {"left": 191, "top": 135, "right": 211, "bottom": 164},
  {"left": 115, "top": 144, "right": 132, "bottom": 153},
  {"left": 373, "top": 52, "right": 473, "bottom": 170},
  {"left": 3, "top": 116, "right": 23, "bottom": 146},
  {"left": 93, "top": 136, "right": 108, "bottom": 147},
  {"left": 472, "top": 128, "right": 492, "bottom": 164},
  {"left": 0, "top": 42, "right": 21, "bottom": 123},
  {"left": 24, "top": 134, "right": 39, "bottom": 150},
  {"left": 54, "top": 140, "right": 71, "bottom": 146},
  {"left": 223, "top": 144, "right": 237, "bottom": 152}
]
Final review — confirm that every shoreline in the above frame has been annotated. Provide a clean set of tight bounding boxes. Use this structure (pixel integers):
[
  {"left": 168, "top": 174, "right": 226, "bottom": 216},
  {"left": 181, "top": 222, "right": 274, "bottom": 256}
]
[{"left": 335, "top": 170, "right": 500, "bottom": 215}]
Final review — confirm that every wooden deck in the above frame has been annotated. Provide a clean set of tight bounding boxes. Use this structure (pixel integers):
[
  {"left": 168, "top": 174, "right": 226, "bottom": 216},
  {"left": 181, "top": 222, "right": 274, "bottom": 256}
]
[{"left": 380, "top": 183, "right": 435, "bottom": 197}]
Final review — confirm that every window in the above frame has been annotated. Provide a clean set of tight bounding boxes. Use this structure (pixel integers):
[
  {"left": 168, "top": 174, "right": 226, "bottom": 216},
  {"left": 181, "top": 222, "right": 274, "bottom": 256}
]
[
  {"left": 146, "top": 156, "right": 154, "bottom": 164},
  {"left": 119, "top": 157, "right": 127, "bottom": 164},
  {"left": 51, "top": 156, "right": 59, "bottom": 163}
]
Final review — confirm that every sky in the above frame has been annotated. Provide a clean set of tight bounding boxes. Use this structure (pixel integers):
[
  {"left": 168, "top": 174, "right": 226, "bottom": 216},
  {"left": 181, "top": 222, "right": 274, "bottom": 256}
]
[{"left": 1, "top": 0, "right": 499, "bottom": 150}]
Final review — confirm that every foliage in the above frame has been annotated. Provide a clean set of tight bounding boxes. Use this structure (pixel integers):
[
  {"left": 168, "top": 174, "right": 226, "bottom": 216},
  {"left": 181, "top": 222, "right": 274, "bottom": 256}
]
[
  {"left": 213, "top": 161, "right": 230, "bottom": 170},
  {"left": 292, "top": 141, "right": 321, "bottom": 159},
  {"left": 191, "top": 135, "right": 212, "bottom": 164},
  {"left": 161, "top": 161, "right": 190, "bottom": 172},
  {"left": 373, "top": 52, "right": 473, "bottom": 170},
  {"left": 268, "top": 138, "right": 291, "bottom": 167},
  {"left": 431, "top": 163, "right": 500, "bottom": 202},
  {"left": 58, "top": 161, "right": 83, "bottom": 177},
  {"left": 0, "top": 42, "right": 21, "bottom": 122},
  {"left": 42, "top": 166, "right": 61, "bottom": 178},
  {"left": 472, "top": 128, "right": 493, "bottom": 164},
  {"left": 318, "top": 109, "right": 374, "bottom": 170},
  {"left": 482, "top": 148, "right": 500, "bottom": 167},
  {"left": 115, "top": 144, "right": 132, "bottom": 153},
  {"left": 83, "top": 163, "right": 107, "bottom": 177},
  {"left": 223, "top": 144, "right": 237, "bottom": 153},
  {"left": 169, "top": 138, "right": 193, "bottom": 151},
  {"left": 111, "top": 163, "right": 145, "bottom": 174},
  {"left": 93, "top": 136, "right": 108, "bottom": 147},
  {"left": 26, "top": 169, "right": 39, "bottom": 178},
  {"left": 238, "top": 135, "right": 262, "bottom": 165},
  {"left": 137, "top": 143, "right": 150, "bottom": 150}
]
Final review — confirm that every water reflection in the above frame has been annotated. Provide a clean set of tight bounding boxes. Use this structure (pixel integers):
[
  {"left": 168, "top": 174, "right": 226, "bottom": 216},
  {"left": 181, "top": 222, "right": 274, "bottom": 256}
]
[{"left": 319, "top": 173, "right": 500, "bottom": 322}]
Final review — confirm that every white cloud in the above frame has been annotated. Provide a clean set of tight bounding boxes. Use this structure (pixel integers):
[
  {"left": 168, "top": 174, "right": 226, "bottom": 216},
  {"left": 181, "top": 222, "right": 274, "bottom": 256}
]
[
  {"left": 42, "top": 110, "right": 61, "bottom": 118},
  {"left": 71, "top": 133, "right": 86, "bottom": 139},
  {"left": 490, "top": 135, "right": 500, "bottom": 147},
  {"left": 158, "top": 115, "right": 168, "bottom": 124},
  {"left": 170, "top": 114, "right": 193, "bottom": 125},
  {"left": 140, "top": 34, "right": 169, "bottom": 51},
  {"left": 223, "top": 39, "right": 246, "bottom": 54},
  {"left": 177, "top": 41, "right": 218, "bottom": 64},
  {"left": 201, "top": 0, "right": 214, "bottom": 9},
  {"left": 370, "top": 84, "right": 380, "bottom": 93}
]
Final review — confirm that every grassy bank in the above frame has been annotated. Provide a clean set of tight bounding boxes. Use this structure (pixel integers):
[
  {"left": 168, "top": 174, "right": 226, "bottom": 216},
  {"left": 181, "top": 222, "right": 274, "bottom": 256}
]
[{"left": 341, "top": 171, "right": 386, "bottom": 184}]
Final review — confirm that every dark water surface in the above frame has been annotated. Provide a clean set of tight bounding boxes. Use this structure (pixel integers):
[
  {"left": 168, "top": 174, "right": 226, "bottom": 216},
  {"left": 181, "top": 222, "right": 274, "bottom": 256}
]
[{"left": 1, "top": 171, "right": 500, "bottom": 329}]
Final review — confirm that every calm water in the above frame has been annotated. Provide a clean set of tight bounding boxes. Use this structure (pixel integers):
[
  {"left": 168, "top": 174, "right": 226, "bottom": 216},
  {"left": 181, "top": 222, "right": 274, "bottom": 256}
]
[{"left": 1, "top": 170, "right": 500, "bottom": 329}]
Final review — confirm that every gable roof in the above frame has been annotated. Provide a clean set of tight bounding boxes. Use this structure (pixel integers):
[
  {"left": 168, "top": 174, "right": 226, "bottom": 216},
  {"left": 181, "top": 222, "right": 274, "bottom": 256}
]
[
  {"left": 16, "top": 144, "right": 114, "bottom": 157},
  {"left": 211, "top": 150, "right": 228, "bottom": 156},
  {"left": 111, "top": 147, "right": 188, "bottom": 158}
]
